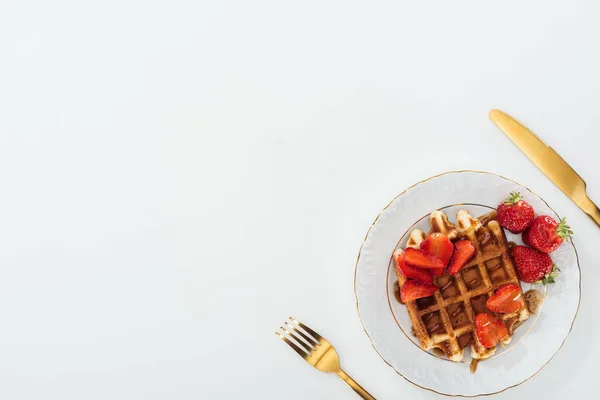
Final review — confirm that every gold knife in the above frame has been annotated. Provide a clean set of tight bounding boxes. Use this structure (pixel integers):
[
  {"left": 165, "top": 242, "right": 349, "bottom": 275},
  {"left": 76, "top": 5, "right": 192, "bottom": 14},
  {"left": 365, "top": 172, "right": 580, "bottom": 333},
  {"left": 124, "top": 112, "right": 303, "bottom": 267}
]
[{"left": 489, "top": 109, "right": 600, "bottom": 227}]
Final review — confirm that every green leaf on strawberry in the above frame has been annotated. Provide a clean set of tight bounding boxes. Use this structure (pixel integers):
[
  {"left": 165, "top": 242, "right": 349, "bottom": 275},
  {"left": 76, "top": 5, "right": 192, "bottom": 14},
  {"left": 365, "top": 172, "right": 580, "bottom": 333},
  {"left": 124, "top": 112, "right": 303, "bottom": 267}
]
[
  {"left": 504, "top": 191, "right": 523, "bottom": 204},
  {"left": 557, "top": 218, "right": 573, "bottom": 242},
  {"left": 535, "top": 265, "right": 560, "bottom": 285}
]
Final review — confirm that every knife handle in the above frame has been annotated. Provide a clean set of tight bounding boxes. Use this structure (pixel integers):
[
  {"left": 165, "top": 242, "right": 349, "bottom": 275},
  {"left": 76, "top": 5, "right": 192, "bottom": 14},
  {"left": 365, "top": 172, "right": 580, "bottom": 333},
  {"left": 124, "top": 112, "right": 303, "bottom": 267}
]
[
  {"left": 582, "top": 196, "right": 600, "bottom": 228},
  {"left": 589, "top": 204, "right": 600, "bottom": 228}
]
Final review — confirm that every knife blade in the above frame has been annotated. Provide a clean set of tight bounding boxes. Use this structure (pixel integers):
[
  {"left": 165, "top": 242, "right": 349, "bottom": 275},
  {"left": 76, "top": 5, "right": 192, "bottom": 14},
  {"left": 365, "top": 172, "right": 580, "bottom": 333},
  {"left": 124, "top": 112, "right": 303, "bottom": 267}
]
[{"left": 489, "top": 109, "right": 600, "bottom": 227}]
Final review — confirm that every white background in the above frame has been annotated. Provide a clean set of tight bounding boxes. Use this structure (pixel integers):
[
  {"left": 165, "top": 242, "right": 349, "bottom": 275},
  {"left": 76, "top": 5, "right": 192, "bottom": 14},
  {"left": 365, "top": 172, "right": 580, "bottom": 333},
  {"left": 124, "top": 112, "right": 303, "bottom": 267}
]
[{"left": 1, "top": 1, "right": 599, "bottom": 399}]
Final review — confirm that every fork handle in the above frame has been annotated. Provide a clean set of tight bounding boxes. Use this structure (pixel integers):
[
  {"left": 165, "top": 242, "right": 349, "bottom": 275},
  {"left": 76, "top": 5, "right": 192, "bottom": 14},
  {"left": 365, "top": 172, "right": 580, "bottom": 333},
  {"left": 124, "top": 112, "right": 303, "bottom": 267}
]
[{"left": 337, "top": 369, "right": 376, "bottom": 400}]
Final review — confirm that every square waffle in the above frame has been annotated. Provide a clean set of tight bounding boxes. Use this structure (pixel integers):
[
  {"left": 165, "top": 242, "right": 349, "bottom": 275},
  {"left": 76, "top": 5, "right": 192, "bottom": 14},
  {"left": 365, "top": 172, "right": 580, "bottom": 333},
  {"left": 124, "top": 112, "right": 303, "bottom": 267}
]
[{"left": 393, "top": 210, "right": 530, "bottom": 361}]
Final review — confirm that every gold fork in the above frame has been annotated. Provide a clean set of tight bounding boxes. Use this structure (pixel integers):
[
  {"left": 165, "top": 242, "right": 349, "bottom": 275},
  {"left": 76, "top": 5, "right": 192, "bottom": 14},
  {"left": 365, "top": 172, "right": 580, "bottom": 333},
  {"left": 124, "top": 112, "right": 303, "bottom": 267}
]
[{"left": 276, "top": 317, "right": 376, "bottom": 400}]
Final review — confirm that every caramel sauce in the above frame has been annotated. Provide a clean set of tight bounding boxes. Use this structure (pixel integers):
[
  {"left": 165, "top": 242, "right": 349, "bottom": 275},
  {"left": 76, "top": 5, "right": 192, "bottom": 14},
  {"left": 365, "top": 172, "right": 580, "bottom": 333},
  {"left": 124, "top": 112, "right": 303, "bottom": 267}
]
[
  {"left": 478, "top": 211, "right": 497, "bottom": 226},
  {"left": 457, "top": 334, "right": 472, "bottom": 349},
  {"left": 489, "top": 269, "right": 507, "bottom": 283},
  {"left": 447, "top": 303, "right": 468, "bottom": 328},
  {"left": 439, "top": 340, "right": 452, "bottom": 356},
  {"left": 508, "top": 319, "right": 524, "bottom": 335},
  {"left": 505, "top": 316, "right": 518, "bottom": 335},
  {"left": 485, "top": 258, "right": 501, "bottom": 271},
  {"left": 416, "top": 295, "right": 436, "bottom": 310},
  {"left": 470, "top": 358, "right": 480, "bottom": 374},
  {"left": 485, "top": 258, "right": 507, "bottom": 282},
  {"left": 437, "top": 275, "right": 459, "bottom": 298},
  {"left": 432, "top": 348, "right": 446, "bottom": 358},
  {"left": 468, "top": 278, "right": 480, "bottom": 287},
  {"left": 423, "top": 312, "right": 445, "bottom": 334},
  {"left": 524, "top": 289, "right": 544, "bottom": 314},
  {"left": 449, "top": 304, "right": 462, "bottom": 318},
  {"left": 393, "top": 281, "right": 403, "bottom": 303},
  {"left": 508, "top": 241, "right": 517, "bottom": 249},
  {"left": 470, "top": 294, "right": 489, "bottom": 314},
  {"left": 477, "top": 229, "right": 493, "bottom": 249},
  {"left": 441, "top": 283, "right": 459, "bottom": 298},
  {"left": 462, "top": 267, "right": 482, "bottom": 289},
  {"left": 441, "top": 280, "right": 453, "bottom": 291},
  {"left": 462, "top": 267, "right": 478, "bottom": 279}
]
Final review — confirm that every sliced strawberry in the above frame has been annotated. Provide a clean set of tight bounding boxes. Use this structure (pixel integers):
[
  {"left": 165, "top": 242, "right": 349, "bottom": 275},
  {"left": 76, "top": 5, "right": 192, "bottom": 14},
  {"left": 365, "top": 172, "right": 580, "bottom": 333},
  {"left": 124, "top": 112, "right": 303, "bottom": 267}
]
[
  {"left": 420, "top": 233, "right": 453, "bottom": 264},
  {"left": 475, "top": 313, "right": 508, "bottom": 349},
  {"left": 400, "top": 280, "right": 438, "bottom": 302},
  {"left": 403, "top": 248, "right": 445, "bottom": 270},
  {"left": 420, "top": 233, "right": 453, "bottom": 276},
  {"left": 486, "top": 284, "right": 524, "bottom": 313},
  {"left": 395, "top": 252, "right": 434, "bottom": 284},
  {"left": 447, "top": 240, "right": 476, "bottom": 275}
]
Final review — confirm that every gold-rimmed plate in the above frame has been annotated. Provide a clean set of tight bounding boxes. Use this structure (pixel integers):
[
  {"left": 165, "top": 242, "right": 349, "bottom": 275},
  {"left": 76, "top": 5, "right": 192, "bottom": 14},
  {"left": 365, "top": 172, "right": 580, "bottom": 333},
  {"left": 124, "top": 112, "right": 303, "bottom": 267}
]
[{"left": 354, "top": 171, "right": 580, "bottom": 397}]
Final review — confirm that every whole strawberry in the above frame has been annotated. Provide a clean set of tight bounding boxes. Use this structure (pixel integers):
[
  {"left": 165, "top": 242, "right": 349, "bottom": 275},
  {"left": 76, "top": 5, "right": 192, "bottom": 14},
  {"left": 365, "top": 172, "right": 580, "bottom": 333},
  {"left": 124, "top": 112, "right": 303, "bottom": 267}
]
[
  {"left": 497, "top": 192, "right": 534, "bottom": 233},
  {"left": 522, "top": 215, "right": 573, "bottom": 253},
  {"left": 512, "top": 245, "right": 559, "bottom": 284}
]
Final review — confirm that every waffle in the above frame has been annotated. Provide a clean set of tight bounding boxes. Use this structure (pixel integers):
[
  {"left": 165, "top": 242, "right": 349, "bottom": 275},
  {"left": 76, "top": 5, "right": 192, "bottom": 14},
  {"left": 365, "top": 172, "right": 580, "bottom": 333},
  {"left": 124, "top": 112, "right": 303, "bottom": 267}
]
[{"left": 394, "top": 210, "right": 530, "bottom": 361}]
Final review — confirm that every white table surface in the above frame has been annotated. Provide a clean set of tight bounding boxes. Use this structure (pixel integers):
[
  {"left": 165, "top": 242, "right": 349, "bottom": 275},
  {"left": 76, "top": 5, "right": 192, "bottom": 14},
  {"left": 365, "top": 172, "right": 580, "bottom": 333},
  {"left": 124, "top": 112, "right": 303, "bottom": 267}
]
[{"left": 1, "top": 1, "right": 599, "bottom": 399}]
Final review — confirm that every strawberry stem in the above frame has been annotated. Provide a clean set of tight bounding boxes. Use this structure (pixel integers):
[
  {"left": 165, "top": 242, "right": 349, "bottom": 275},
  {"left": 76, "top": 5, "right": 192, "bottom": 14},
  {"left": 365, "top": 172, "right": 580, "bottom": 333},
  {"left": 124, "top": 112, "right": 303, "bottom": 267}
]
[
  {"left": 557, "top": 217, "right": 573, "bottom": 241},
  {"left": 536, "top": 264, "right": 559, "bottom": 285},
  {"left": 504, "top": 191, "right": 522, "bottom": 205}
]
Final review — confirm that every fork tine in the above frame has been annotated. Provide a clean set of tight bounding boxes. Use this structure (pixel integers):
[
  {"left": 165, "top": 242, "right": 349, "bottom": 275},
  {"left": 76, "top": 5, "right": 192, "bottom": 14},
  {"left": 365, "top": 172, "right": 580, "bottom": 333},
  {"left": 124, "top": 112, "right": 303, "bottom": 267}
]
[
  {"left": 275, "top": 331, "right": 310, "bottom": 359},
  {"left": 289, "top": 317, "right": 323, "bottom": 343},
  {"left": 285, "top": 321, "right": 318, "bottom": 349},
  {"left": 280, "top": 325, "right": 308, "bottom": 348}
]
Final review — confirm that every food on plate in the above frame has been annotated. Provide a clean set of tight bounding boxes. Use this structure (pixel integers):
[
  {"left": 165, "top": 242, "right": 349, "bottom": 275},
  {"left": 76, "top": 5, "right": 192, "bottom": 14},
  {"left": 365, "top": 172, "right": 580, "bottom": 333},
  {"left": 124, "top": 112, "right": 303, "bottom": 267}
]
[
  {"left": 497, "top": 192, "right": 535, "bottom": 233},
  {"left": 448, "top": 240, "right": 476, "bottom": 275},
  {"left": 392, "top": 190, "right": 572, "bottom": 366},
  {"left": 522, "top": 215, "right": 572, "bottom": 253},
  {"left": 512, "top": 245, "right": 558, "bottom": 284},
  {"left": 400, "top": 280, "right": 439, "bottom": 302},
  {"left": 402, "top": 248, "right": 445, "bottom": 270},
  {"left": 420, "top": 233, "right": 453, "bottom": 276},
  {"left": 524, "top": 289, "right": 544, "bottom": 314},
  {"left": 393, "top": 210, "right": 530, "bottom": 362},
  {"left": 475, "top": 313, "right": 509, "bottom": 349},
  {"left": 486, "top": 284, "right": 524, "bottom": 313},
  {"left": 395, "top": 252, "right": 434, "bottom": 284}
]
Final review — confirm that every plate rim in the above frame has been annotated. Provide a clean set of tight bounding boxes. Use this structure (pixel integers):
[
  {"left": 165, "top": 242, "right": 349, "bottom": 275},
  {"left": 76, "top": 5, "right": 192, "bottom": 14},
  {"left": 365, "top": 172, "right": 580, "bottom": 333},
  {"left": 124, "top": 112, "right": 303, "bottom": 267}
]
[{"left": 353, "top": 169, "right": 582, "bottom": 397}]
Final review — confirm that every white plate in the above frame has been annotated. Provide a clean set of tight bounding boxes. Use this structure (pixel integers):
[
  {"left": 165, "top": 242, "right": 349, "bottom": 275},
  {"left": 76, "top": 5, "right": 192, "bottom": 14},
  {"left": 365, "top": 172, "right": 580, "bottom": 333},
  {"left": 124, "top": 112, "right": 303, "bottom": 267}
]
[{"left": 354, "top": 171, "right": 580, "bottom": 397}]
